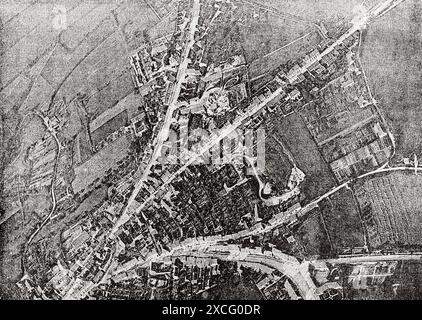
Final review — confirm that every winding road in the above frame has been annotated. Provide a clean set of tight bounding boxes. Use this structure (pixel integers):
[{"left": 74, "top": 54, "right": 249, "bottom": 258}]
[{"left": 21, "top": 112, "right": 62, "bottom": 277}]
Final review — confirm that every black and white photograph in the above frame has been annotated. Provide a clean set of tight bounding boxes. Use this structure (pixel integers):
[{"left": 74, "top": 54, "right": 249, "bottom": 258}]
[{"left": 0, "top": 0, "right": 421, "bottom": 307}]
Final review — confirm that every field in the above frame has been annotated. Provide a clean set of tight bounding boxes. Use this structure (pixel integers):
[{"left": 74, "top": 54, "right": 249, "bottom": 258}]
[
  {"left": 0, "top": 218, "right": 25, "bottom": 285},
  {"left": 91, "top": 110, "right": 128, "bottom": 146},
  {"left": 319, "top": 188, "right": 365, "bottom": 254},
  {"left": 263, "top": 134, "right": 294, "bottom": 193},
  {"left": 204, "top": 281, "right": 264, "bottom": 300},
  {"left": 73, "top": 129, "right": 93, "bottom": 165},
  {"left": 240, "top": 9, "right": 316, "bottom": 77},
  {"left": 146, "top": 9, "right": 177, "bottom": 41},
  {"left": 0, "top": 0, "right": 164, "bottom": 290},
  {"left": 89, "top": 92, "right": 141, "bottom": 132},
  {"left": 204, "top": 0, "right": 317, "bottom": 78},
  {"left": 275, "top": 113, "right": 336, "bottom": 203},
  {"left": 72, "top": 135, "right": 130, "bottom": 194},
  {"left": 36, "top": 185, "right": 108, "bottom": 245},
  {"left": 248, "top": 31, "right": 320, "bottom": 79},
  {"left": 0, "top": 1, "right": 158, "bottom": 117},
  {"left": 0, "top": 191, "right": 50, "bottom": 284},
  {"left": 360, "top": 0, "right": 422, "bottom": 159},
  {"left": 238, "top": 11, "right": 314, "bottom": 75},
  {"left": 342, "top": 260, "right": 422, "bottom": 300},
  {"left": 355, "top": 171, "right": 422, "bottom": 248},
  {"left": 251, "top": 0, "right": 383, "bottom": 35},
  {"left": 293, "top": 207, "right": 332, "bottom": 258},
  {"left": 390, "top": 261, "right": 422, "bottom": 300},
  {"left": 86, "top": 71, "right": 134, "bottom": 120}
]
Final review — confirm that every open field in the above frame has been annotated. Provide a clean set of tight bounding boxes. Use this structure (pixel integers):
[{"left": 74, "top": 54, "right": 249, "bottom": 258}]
[
  {"left": 354, "top": 171, "right": 422, "bottom": 248},
  {"left": 0, "top": 0, "right": 88, "bottom": 93},
  {"left": 293, "top": 207, "right": 332, "bottom": 258},
  {"left": 264, "top": 134, "right": 294, "bottom": 193},
  {"left": 342, "top": 260, "right": 422, "bottom": 300},
  {"left": 41, "top": 16, "right": 115, "bottom": 90},
  {"left": 204, "top": 0, "right": 317, "bottom": 78},
  {"left": 90, "top": 92, "right": 141, "bottom": 132},
  {"left": 239, "top": 13, "right": 312, "bottom": 59},
  {"left": 84, "top": 70, "right": 134, "bottom": 120},
  {"left": 0, "top": 0, "right": 163, "bottom": 289},
  {"left": 60, "top": 3, "right": 115, "bottom": 51},
  {"left": 0, "top": 0, "right": 34, "bottom": 24},
  {"left": 0, "top": 1, "right": 158, "bottom": 116},
  {"left": 146, "top": 9, "right": 176, "bottom": 41},
  {"left": 250, "top": 0, "right": 384, "bottom": 35},
  {"left": 91, "top": 110, "right": 128, "bottom": 146},
  {"left": 361, "top": 0, "right": 422, "bottom": 159},
  {"left": 320, "top": 188, "right": 365, "bottom": 254},
  {"left": 248, "top": 31, "right": 320, "bottom": 78},
  {"left": 72, "top": 135, "right": 130, "bottom": 194},
  {"left": 237, "top": 3, "right": 317, "bottom": 78},
  {"left": 204, "top": 280, "right": 263, "bottom": 300},
  {"left": 0, "top": 176, "right": 56, "bottom": 285},
  {"left": 0, "top": 219, "right": 25, "bottom": 284},
  {"left": 390, "top": 261, "right": 422, "bottom": 300},
  {"left": 276, "top": 113, "right": 336, "bottom": 203}
]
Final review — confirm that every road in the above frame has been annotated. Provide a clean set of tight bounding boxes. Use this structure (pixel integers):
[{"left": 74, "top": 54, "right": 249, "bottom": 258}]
[
  {"left": 21, "top": 112, "right": 62, "bottom": 277},
  {"left": 288, "top": 0, "right": 405, "bottom": 82},
  {"left": 245, "top": 165, "right": 422, "bottom": 238},
  {"left": 371, "top": 0, "right": 406, "bottom": 18},
  {"left": 111, "top": 0, "right": 201, "bottom": 233},
  {"left": 102, "top": 0, "right": 410, "bottom": 297},
  {"left": 104, "top": 163, "right": 417, "bottom": 298},
  {"left": 322, "top": 253, "right": 422, "bottom": 264},
  {"left": 112, "top": 0, "right": 386, "bottom": 230},
  {"left": 131, "top": 244, "right": 320, "bottom": 300},
  {"left": 262, "top": 32, "right": 313, "bottom": 59},
  {"left": 111, "top": 0, "right": 407, "bottom": 236},
  {"left": 111, "top": 84, "right": 288, "bottom": 227}
]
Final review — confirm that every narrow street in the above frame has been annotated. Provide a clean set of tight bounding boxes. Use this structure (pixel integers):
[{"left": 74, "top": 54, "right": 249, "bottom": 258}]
[{"left": 112, "top": 0, "right": 201, "bottom": 234}]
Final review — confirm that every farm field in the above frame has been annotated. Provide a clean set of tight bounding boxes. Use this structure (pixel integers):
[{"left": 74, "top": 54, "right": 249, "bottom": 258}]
[
  {"left": 89, "top": 92, "right": 141, "bottom": 133},
  {"left": 341, "top": 260, "right": 422, "bottom": 300},
  {"left": 204, "top": 0, "right": 318, "bottom": 78},
  {"left": 293, "top": 207, "right": 332, "bottom": 258},
  {"left": 319, "top": 188, "right": 366, "bottom": 254},
  {"left": 72, "top": 135, "right": 131, "bottom": 194},
  {"left": 360, "top": 0, "right": 422, "bottom": 159},
  {"left": 91, "top": 110, "right": 128, "bottom": 146},
  {"left": 252, "top": 0, "right": 384, "bottom": 35},
  {"left": 354, "top": 171, "right": 422, "bottom": 249},
  {"left": 248, "top": 31, "right": 320, "bottom": 79},
  {"left": 0, "top": 0, "right": 163, "bottom": 289}
]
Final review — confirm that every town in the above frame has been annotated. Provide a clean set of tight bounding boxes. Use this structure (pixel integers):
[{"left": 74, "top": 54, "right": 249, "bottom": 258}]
[{"left": 0, "top": 0, "right": 420, "bottom": 302}]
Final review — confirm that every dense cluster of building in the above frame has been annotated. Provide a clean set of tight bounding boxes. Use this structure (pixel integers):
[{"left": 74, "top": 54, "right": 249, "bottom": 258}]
[
  {"left": 148, "top": 256, "right": 221, "bottom": 299},
  {"left": 257, "top": 273, "right": 302, "bottom": 300},
  {"left": 13, "top": 0, "right": 411, "bottom": 303}
]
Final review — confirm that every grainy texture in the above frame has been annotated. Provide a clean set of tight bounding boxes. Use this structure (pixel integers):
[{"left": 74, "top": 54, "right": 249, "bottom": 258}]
[{"left": 0, "top": 0, "right": 421, "bottom": 301}]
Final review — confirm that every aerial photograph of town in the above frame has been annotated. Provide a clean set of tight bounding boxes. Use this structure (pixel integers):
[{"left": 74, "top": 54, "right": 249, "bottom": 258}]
[{"left": 1, "top": 0, "right": 422, "bottom": 304}]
